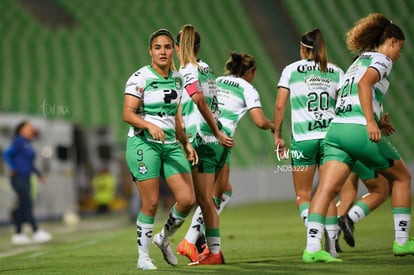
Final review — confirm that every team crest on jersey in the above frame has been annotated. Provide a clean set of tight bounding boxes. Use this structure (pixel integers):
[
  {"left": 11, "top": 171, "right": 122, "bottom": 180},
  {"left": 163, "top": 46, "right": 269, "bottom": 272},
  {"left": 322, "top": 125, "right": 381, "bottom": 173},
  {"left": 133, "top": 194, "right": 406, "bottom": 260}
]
[
  {"left": 138, "top": 163, "right": 148, "bottom": 175},
  {"left": 174, "top": 77, "right": 183, "bottom": 90}
]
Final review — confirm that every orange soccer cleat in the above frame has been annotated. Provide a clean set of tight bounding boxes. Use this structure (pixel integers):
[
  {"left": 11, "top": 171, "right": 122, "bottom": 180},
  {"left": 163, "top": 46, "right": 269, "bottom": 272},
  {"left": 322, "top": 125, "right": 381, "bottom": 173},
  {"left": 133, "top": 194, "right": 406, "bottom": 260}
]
[{"left": 177, "top": 238, "right": 199, "bottom": 262}]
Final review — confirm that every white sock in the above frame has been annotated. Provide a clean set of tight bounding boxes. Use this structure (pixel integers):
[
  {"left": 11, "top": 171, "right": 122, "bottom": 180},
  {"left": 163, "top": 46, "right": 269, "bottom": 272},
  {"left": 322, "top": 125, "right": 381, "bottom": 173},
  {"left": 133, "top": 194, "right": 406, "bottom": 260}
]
[
  {"left": 184, "top": 206, "right": 204, "bottom": 244},
  {"left": 217, "top": 192, "right": 232, "bottom": 214},
  {"left": 394, "top": 214, "right": 410, "bottom": 245},
  {"left": 306, "top": 221, "right": 324, "bottom": 252},
  {"left": 160, "top": 205, "right": 186, "bottom": 240},
  {"left": 325, "top": 224, "right": 339, "bottom": 253},
  {"left": 136, "top": 220, "right": 154, "bottom": 259},
  {"left": 348, "top": 205, "right": 366, "bottom": 224},
  {"left": 301, "top": 209, "right": 309, "bottom": 228}
]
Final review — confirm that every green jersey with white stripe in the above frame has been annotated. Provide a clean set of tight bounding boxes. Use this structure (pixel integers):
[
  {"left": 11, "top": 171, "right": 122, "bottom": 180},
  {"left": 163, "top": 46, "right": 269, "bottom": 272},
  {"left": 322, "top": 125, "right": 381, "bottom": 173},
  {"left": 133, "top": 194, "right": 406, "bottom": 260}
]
[
  {"left": 216, "top": 75, "right": 262, "bottom": 137},
  {"left": 124, "top": 65, "right": 183, "bottom": 144},
  {"left": 334, "top": 52, "right": 392, "bottom": 124},
  {"left": 180, "top": 60, "right": 220, "bottom": 143},
  {"left": 278, "top": 59, "right": 344, "bottom": 141}
]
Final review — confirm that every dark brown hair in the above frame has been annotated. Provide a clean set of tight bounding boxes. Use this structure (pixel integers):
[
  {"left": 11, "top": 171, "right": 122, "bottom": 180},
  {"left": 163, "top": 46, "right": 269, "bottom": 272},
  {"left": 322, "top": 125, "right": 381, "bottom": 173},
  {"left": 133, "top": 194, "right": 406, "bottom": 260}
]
[
  {"left": 224, "top": 52, "right": 256, "bottom": 77},
  {"left": 301, "top": 28, "right": 328, "bottom": 72}
]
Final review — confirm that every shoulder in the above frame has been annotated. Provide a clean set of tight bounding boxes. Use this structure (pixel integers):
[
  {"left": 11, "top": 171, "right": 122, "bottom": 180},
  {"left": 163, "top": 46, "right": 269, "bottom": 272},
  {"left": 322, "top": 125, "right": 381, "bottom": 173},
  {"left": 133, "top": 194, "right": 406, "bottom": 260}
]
[
  {"left": 371, "top": 52, "right": 392, "bottom": 68},
  {"left": 282, "top": 60, "right": 304, "bottom": 72},
  {"left": 126, "top": 65, "right": 151, "bottom": 83}
]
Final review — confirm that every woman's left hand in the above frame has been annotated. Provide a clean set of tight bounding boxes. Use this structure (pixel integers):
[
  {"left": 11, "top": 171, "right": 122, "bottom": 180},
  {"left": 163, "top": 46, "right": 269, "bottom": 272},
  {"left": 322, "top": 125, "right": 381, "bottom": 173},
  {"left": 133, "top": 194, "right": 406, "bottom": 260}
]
[{"left": 184, "top": 143, "right": 198, "bottom": 165}]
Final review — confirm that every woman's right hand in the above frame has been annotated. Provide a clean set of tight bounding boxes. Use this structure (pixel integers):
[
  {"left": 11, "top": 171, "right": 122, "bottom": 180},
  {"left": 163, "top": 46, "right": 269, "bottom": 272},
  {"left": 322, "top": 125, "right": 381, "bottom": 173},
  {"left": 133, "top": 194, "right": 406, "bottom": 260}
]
[
  {"left": 274, "top": 138, "right": 287, "bottom": 159},
  {"left": 366, "top": 121, "right": 382, "bottom": 143},
  {"left": 216, "top": 131, "right": 234, "bottom": 148},
  {"left": 147, "top": 123, "right": 166, "bottom": 142}
]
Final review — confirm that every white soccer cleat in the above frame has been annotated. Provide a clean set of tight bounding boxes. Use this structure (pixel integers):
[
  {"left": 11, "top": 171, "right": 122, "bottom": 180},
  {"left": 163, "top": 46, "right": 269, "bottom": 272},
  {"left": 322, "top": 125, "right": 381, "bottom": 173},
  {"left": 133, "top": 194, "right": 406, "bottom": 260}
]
[
  {"left": 32, "top": 229, "right": 52, "bottom": 243},
  {"left": 153, "top": 233, "right": 178, "bottom": 266},
  {"left": 11, "top": 233, "right": 32, "bottom": 245},
  {"left": 137, "top": 257, "right": 157, "bottom": 270}
]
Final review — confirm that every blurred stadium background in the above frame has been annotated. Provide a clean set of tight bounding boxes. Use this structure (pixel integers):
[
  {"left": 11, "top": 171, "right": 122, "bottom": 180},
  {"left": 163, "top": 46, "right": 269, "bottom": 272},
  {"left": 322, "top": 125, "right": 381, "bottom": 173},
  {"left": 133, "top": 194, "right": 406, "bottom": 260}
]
[{"left": 0, "top": 0, "right": 413, "bottom": 222}]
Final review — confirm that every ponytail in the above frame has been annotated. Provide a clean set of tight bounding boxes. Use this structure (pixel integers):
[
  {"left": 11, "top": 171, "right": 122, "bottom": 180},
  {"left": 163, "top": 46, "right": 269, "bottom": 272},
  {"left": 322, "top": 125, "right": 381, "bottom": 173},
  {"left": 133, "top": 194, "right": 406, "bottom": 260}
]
[
  {"left": 176, "top": 24, "right": 201, "bottom": 68},
  {"left": 301, "top": 29, "right": 328, "bottom": 72}
]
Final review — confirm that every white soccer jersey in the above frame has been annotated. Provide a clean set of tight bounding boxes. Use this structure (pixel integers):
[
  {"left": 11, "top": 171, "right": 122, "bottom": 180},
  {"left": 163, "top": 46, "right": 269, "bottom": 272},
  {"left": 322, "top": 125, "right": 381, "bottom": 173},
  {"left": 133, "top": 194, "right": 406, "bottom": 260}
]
[
  {"left": 124, "top": 65, "right": 183, "bottom": 143},
  {"left": 278, "top": 59, "right": 344, "bottom": 141},
  {"left": 333, "top": 52, "right": 392, "bottom": 125},
  {"left": 180, "top": 60, "right": 220, "bottom": 143},
  {"left": 216, "top": 75, "right": 262, "bottom": 137}
]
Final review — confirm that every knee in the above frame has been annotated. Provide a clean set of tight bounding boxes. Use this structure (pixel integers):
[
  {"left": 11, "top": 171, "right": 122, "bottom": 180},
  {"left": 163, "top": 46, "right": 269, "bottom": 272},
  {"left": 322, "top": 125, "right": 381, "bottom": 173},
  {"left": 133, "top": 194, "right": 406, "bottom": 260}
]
[
  {"left": 175, "top": 193, "right": 195, "bottom": 214},
  {"left": 141, "top": 199, "right": 159, "bottom": 216}
]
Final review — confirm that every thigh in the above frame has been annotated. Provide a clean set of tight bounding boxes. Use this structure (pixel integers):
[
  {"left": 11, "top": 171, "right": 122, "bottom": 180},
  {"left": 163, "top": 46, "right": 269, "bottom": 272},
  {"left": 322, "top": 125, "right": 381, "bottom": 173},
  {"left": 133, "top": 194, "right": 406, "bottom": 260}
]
[
  {"left": 126, "top": 136, "right": 162, "bottom": 181},
  {"left": 193, "top": 139, "right": 225, "bottom": 174},
  {"left": 135, "top": 177, "right": 160, "bottom": 215},
  {"left": 162, "top": 143, "right": 191, "bottom": 178},
  {"left": 291, "top": 138, "right": 322, "bottom": 167},
  {"left": 165, "top": 173, "right": 194, "bottom": 207},
  {"left": 292, "top": 165, "right": 317, "bottom": 197},
  {"left": 213, "top": 163, "right": 231, "bottom": 197}
]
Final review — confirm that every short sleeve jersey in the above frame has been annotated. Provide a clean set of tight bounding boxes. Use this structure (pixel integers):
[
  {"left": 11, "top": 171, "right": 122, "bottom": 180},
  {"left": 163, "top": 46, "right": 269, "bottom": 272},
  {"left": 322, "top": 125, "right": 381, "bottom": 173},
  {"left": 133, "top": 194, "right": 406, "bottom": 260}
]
[
  {"left": 124, "top": 65, "right": 183, "bottom": 144},
  {"left": 180, "top": 60, "right": 220, "bottom": 142},
  {"left": 216, "top": 75, "right": 262, "bottom": 137},
  {"left": 278, "top": 60, "right": 344, "bottom": 141},
  {"left": 333, "top": 52, "right": 392, "bottom": 125}
]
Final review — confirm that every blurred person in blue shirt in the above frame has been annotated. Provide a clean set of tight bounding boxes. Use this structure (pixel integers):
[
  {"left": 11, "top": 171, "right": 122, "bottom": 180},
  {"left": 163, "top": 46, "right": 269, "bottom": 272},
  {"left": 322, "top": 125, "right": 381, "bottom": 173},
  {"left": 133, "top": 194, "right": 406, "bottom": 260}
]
[{"left": 3, "top": 120, "right": 52, "bottom": 245}]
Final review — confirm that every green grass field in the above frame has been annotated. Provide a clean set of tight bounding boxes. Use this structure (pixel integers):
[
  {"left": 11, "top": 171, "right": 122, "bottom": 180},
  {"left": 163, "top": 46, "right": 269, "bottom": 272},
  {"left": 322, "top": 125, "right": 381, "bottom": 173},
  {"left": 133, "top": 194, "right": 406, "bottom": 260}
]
[{"left": 0, "top": 199, "right": 413, "bottom": 274}]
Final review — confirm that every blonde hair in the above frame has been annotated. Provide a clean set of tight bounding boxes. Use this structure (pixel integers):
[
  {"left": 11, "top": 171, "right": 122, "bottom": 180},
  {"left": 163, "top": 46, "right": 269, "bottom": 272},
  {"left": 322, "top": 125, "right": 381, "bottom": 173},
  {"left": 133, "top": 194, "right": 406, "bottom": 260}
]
[
  {"left": 176, "top": 24, "right": 201, "bottom": 68},
  {"left": 346, "top": 13, "right": 405, "bottom": 53}
]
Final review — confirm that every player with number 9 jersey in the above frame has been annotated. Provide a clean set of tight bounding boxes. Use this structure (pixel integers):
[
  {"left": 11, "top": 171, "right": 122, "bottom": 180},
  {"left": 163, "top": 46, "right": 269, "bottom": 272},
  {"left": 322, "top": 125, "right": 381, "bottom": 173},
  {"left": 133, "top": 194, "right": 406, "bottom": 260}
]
[{"left": 124, "top": 65, "right": 183, "bottom": 144}]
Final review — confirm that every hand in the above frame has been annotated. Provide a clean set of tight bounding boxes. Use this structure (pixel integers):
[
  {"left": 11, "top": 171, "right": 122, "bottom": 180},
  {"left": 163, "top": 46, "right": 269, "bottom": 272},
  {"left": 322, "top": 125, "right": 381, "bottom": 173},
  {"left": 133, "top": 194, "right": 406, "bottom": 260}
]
[
  {"left": 183, "top": 143, "right": 198, "bottom": 166},
  {"left": 147, "top": 123, "right": 166, "bottom": 142},
  {"left": 378, "top": 113, "right": 395, "bottom": 136},
  {"left": 10, "top": 170, "right": 17, "bottom": 177},
  {"left": 366, "top": 121, "right": 382, "bottom": 143},
  {"left": 216, "top": 131, "right": 235, "bottom": 148},
  {"left": 274, "top": 137, "right": 287, "bottom": 159}
]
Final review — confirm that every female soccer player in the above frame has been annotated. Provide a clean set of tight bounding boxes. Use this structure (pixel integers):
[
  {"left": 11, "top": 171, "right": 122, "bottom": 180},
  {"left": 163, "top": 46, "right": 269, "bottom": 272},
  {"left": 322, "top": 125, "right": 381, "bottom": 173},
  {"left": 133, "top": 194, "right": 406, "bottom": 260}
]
[
  {"left": 303, "top": 13, "right": 410, "bottom": 263},
  {"left": 175, "top": 24, "right": 234, "bottom": 265},
  {"left": 274, "top": 28, "right": 344, "bottom": 257},
  {"left": 177, "top": 52, "right": 273, "bottom": 262},
  {"left": 123, "top": 28, "right": 197, "bottom": 270}
]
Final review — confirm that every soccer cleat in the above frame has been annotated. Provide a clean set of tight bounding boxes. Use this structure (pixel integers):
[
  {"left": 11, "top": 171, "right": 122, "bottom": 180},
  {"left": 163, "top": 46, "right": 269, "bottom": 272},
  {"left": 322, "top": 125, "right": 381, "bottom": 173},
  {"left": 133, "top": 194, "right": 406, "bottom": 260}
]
[
  {"left": 302, "top": 249, "right": 342, "bottom": 263},
  {"left": 195, "top": 233, "right": 207, "bottom": 253},
  {"left": 11, "top": 233, "right": 32, "bottom": 245},
  {"left": 153, "top": 233, "right": 178, "bottom": 266},
  {"left": 137, "top": 257, "right": 157, "bottom": 270},
  {"left": 338, "top": 215, "right": 355, "bottom": 247},
  {"left": 393, "top": 238, "right": 414, "bottom": 256},
  {"left": 177, "top": 238, "right": 199, "bottom": 262},
  {"left": 189, "top": 251, "right": 225, "bottom": 265},
  {"left": 32, "top": 229, "right": 52, "bottom": 243},
  {"left": 199, "top": 243, "right": 209, "bottom": 259}
]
